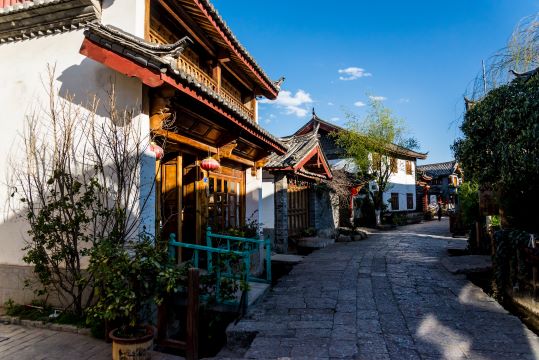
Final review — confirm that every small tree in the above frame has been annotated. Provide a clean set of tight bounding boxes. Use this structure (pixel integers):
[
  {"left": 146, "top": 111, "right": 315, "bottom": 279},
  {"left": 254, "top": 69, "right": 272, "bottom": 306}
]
[
  {"left": 10, "top": 66, "right": 163, "bottom": 316},
  {"left": 335, "top": 99, "right": 419, "bottom": 225}
]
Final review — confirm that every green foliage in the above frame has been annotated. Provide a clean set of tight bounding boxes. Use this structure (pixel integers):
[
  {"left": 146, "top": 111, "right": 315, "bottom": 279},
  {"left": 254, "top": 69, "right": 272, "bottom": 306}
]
[
  {"left": 453, "top": 74, "right": 539, "bottom": 230},
  {"left": 458, "top": 181, "right": 480, "bottom": 228},
  {"left": 301, "top": 227, "right": 317, "bottom": 237},
  {"left": 389, "top": 212, "right": 408, "bottom": 226},
  {"left": 86, "top": 235, "right": 187, "bottom": 335},
  {"left": 21, "top": 171, "right": 110, "bottom": 315},
  {"left": 4, "top": 298, "right": 86, "bottom": 327},
  {"left": 335, "top": 99, "right": 419, "bottom": 213},
  {"left": 493, "top": 229, "right": 530, "bottom": 300}
]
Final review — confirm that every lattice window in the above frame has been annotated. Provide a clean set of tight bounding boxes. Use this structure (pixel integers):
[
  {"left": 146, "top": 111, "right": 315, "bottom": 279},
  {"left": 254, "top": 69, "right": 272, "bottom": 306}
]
[
  {"left": 391, "top": 193, "right": 399, "bottom": 211},
  {"left": 207, "top": 174, "right": 242, "bottom": 231},
  {"left": 407, "top": 193, "right": 414, "bottom": 210}
]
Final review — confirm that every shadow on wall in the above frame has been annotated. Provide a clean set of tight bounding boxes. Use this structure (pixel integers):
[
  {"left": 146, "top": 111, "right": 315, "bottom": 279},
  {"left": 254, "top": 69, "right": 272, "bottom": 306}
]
[
  {"left": 56, "top": 58, "right": 142, "bottom": 120},
  {"left": 0, "top": 150, "right": 153, "bottom": 309}
]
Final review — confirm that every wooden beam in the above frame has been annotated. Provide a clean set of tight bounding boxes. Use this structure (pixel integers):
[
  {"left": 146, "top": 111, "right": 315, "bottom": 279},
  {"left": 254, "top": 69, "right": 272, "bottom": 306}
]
[
  {"left": 153, "top": 129, "right": 254, "bottom": 167},
  {"left": 144, "top": 0, "right": 150, "bottom": 40},
  {"left": 157, "top": 0, "right": 216, "bottom": 57},
  {"left": 221, "top": 61, "right": 254, "bottom": 93}
]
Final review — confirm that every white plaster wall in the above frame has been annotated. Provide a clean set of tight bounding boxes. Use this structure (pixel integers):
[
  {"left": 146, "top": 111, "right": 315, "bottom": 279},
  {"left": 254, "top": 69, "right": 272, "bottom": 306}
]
[
  {"left": 261, "top": 171, "right": 275, "bottom": 229},
  {"left": 384, "top": 159, "right": 417, "bottom": 211},
  {"left": 0, "top": 1, "right": 148, "bottom": 266},
  {"left": 245, "top": 168, "right": 262, "bottom": 229},
  {"left": 101, "top": 0, "right": 146, "bottom": 37}
]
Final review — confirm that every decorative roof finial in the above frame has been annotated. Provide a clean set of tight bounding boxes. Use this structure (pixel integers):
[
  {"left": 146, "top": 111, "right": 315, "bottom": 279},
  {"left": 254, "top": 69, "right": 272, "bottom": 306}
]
[
  {"left": 273, "top": 76, "right": 285, "bottom": 90},
  {"left": 312, "top": 107, "right": 316, "bottom": 117}
]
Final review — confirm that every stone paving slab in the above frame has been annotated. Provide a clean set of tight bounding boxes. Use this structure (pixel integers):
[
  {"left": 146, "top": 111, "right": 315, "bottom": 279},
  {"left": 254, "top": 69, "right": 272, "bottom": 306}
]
[
  {"left": 224, "top": 219, "right": 539, "bottom": 360},
  {"left": 0, "top": 323, "right": 184, "bottom": 359},
  {"left": 440, "top": 255, "right": 492, "bottom": 274}
]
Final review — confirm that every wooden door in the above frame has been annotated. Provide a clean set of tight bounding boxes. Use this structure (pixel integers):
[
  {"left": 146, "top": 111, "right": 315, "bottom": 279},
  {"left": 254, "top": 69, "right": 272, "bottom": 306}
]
[
  {"left": 207, "top": 166, "right": 244, "bottom": 232},
  {"left": 288, "top": 184, "right": 310, "bottom": 236},
  {"left": 182, "top": 153, "right": 198, "bottom": 244},
  {"left": 160, "top": 154, "right": 181, "bottom": 242}
]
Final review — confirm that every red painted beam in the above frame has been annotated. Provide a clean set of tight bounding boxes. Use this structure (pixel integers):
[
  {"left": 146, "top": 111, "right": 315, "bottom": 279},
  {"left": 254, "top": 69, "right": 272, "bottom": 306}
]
[
  {"left": 294, "top": 146, "right": 332, "bottom": 179},
  {"left": 80, "top": 38, "right": 164, "bottom": 88},
  {"left": 160, "top": 73, "right": 284, "bottom": 153},
  {"left": 79, "top": 38, "right": 285, "bottom": 154}
]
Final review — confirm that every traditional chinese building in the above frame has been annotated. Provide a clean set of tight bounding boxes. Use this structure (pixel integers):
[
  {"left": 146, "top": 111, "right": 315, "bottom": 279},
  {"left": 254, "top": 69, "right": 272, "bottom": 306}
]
[
  {"left": 262, "top": 126, "right": 334, "bottom": 253},
  {"left": 0, "top": 0, "right": 283, "bottom": 305},
  {"left": 416, "top": 160, "right": 463, "bottom": 207},
  {"left": 295, "top": 111, "right": 427, "bottom": 225}
]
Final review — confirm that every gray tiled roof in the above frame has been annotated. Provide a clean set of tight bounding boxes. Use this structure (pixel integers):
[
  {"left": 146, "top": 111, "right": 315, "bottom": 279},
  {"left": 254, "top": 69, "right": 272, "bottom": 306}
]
[
  {"left": 83, "top": 23, "right": 285, "bottom": 152},
  {"left": 295, "top": 112, "right": 428, "bottom": 160},
  {"left": 265, "top": 131, "right": 319, "bottom": 168},
  {"left": 417, "top": 161, "right": 457, "bottom": 177}
]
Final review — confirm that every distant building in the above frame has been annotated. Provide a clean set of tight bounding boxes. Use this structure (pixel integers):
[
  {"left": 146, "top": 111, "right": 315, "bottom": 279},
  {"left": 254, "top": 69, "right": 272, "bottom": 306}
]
[
  {"left": 416, "top": 161, "right": 463, "bottom": 208},
  {"left": 294, "top": 111, "right": 427, "bottom": 225}
]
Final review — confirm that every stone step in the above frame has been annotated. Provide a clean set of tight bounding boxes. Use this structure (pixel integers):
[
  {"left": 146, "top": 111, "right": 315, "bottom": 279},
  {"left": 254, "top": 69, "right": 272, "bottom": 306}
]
[
  {"left": 296, "top": 237, "right": 334, "bottom": 249},
  {"left": 441, "top": 255, "right": 492, "bottom": 274}
]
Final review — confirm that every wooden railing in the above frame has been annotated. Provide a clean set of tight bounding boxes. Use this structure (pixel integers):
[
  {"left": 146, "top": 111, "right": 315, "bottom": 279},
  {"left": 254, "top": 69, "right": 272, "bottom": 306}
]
[
  {"left": 220, "top": 87, "right": 255, "bottom": 119},
  {"left": 176, "top": 55, "right": 255, "bottom": 120},
  {"left": 177, "top": 56, "right": 217, "bottom": 92}
]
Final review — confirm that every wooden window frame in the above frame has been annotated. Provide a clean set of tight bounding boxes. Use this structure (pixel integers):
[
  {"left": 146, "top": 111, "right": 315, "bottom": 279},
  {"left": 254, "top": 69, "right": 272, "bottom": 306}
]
[
  {"left": 390, "top": 157, "right": 398, "bottom": 173},
  {"left": 390, "top": 193, "right": 399, "bottom": 211},
  {"left": 406, "top": 193, "right": 414, "bottom": 210},
  {"left": 405, "top": 160, "right": 413, "bottom": 175}
]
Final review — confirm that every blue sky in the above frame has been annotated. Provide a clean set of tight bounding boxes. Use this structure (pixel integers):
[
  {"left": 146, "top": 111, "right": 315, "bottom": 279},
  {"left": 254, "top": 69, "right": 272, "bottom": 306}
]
[{"left": 212, "top": 0, "right": 538, "bottom": 164}]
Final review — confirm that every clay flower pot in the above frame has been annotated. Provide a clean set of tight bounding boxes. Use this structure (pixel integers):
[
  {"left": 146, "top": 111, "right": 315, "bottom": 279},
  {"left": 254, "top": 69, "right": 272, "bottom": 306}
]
[{"left": 109, "top": 325, "right": 154, "bottom": 360}]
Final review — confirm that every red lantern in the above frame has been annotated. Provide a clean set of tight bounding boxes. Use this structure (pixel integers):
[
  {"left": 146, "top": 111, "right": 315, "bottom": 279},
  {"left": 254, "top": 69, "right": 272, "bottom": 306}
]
[
  {"left": 350, "top": 186, "right": 359, "bottom": 196},
  {"left": 200, "top": 157, "right": 220, "bottom": 171},
  {"left": 149, "top": 142, "right": 164, "bottom": 160}
]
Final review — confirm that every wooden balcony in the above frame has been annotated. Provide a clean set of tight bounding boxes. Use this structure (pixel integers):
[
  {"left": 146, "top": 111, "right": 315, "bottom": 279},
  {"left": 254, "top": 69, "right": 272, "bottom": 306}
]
[{"left": 176, "top": 56, "right": 255, "bottom": 121}]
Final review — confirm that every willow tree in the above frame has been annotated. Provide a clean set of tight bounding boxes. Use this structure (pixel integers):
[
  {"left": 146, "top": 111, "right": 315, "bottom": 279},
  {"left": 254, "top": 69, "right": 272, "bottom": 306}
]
[{"left": 335, "top": 99, "right": 419, "bottom": 226}]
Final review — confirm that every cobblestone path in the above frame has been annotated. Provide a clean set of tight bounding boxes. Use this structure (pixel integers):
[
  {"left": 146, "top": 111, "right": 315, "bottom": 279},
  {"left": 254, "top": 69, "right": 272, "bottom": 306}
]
[{"left": 227, "top": 219, "right": 539, "bottom": 359}]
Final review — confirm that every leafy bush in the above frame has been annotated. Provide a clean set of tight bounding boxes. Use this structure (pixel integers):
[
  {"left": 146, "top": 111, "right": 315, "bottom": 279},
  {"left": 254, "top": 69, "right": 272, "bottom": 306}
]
[
  {"left": 493, "top": 229, "right": 531, "bottom": 300},
  {"left": 459, "top": 181, "right": 480, "bottom": 229},
  {"left": 86, "top": 235, "right": 187, "bottom": 336},
  {"left": 453, "top": 74, "right": 539, "bottom": 231}
]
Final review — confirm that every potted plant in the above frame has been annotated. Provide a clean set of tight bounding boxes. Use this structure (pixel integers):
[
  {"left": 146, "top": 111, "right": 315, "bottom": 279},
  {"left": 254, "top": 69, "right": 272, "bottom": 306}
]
[{"left": 87, "top": 235, "right": 185, "bottom": 360}]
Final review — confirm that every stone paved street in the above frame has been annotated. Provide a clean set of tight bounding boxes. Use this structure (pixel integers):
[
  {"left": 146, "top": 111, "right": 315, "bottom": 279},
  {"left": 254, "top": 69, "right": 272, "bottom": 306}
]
[
  {"left": 227, "top": 219, "right": 539, "bottom": 359},
  {"left": 0, "top": 324, "right": 182, "bottom": 359}
]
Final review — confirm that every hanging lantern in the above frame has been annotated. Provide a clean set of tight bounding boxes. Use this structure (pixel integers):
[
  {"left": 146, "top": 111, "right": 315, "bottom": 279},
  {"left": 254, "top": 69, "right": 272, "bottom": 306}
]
[
  {"left": 350, "top": 186, "right": 359, "bottom": 196},
  {"left": 200, "top": 157, "right": 220, "bottom": 171},
  {"left": 149, "top": 142, "right": 164, "bottom": 160}
]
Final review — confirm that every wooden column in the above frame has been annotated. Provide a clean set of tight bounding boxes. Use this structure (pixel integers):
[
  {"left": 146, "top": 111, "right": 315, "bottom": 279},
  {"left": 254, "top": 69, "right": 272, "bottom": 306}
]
[
  {"left": 176, "top": 154, "right": 183, "bottom": 262},
  {"left": 212, "top": 62, "right": 221, "bottom": 92},
  {"left": 186, "top": 268, "right": 199, "bottom": 360}
]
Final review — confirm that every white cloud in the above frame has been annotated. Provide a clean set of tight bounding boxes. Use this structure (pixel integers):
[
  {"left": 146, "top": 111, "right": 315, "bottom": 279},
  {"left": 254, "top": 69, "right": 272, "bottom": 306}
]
[
  {"left": 398, "top": 98, "right": 410, "bottom": 103},
  {"left": 264, "top": 119, "right": 272, "bottom": 124},
  {"left": 259, "top": 89, "right": 313, "bottom": 117},
  {"left": 369, "top": 95, "right": 387, "bottom": 101},
  {"left": 338, "top": 67, "right": 372, "bottom": 81},
  {"left": 330, "top": 117, "right": 340, "bottom": 122},
  {"left": 328, "top": 102, "right": 334, "bottom": 106},
  {"left": 354, "top": 101, "right": 366, "bottom": 107}
]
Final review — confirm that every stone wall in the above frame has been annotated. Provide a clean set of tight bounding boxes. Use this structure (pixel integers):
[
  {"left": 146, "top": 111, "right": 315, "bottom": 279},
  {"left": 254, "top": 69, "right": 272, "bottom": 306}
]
[
  {"left": 273, "top": 173, "right": 288, "bottom": 253},
  {"left": 313, "top": 189, "right": 339, "bottom": 238}
]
